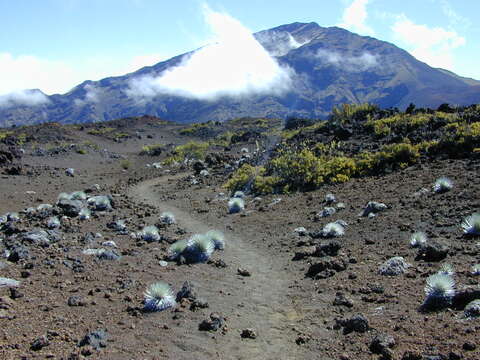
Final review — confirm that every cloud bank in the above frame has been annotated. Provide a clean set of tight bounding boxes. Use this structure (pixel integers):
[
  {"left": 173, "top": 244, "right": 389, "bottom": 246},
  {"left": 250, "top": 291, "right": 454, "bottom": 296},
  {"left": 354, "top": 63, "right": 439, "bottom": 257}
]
[
  {"left": 338, "top": 0, "right": 375, "bottom": 36},
  {"left": 0, "top": 89, "right": 50, "bottom": 108},
  {"left": 316, "top": 49, "right": 378, "bottom": 71},
  {"left": 392, "top": 14, "right": 465, "bottom": 70},
  {"left": 126, "top": 6, "right": 293, "bottom": 101}
]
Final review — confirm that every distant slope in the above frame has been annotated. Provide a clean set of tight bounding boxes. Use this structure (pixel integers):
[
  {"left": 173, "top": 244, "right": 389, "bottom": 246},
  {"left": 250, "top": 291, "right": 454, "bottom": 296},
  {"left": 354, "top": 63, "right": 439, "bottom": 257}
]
[{"left": 1, "top": 22, "right": 479, "bottom": 127}]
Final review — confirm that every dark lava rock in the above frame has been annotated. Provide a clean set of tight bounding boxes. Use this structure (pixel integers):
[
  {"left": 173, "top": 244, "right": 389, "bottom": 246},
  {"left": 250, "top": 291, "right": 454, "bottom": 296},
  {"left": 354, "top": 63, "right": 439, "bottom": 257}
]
[
  {"left": 57, "top": 199, "right": 83, "bottom": 217},
  {"left": 463, "top": 342, "right": 476, "bottom": 351},
  {"left": 316, "top": 240, "right": 341, "bottom": 257},
  {"left": 401, "top": 352, "right": 422, "bottom": 360},
  {"left": 416, "top": 241, "right": 449, "bottom": 262},
  {"left": 333, "top": 292, "right": 354, "bottom": 308},
  {"left": 98, "top": 250, "right": 121, "bottom": 261},
  {"left": 81, "top": 232, "right": 96, "bottom": 245},
  {"left": 68, "top": 296, "right": 87, "bottom": 307},
  {"left": 306, "top": 257, "right": 348, "bottom": 279},
  {"left": 31, "top": 335, "right": 49, "bottom": 351},
  {"left": 199, "top": 313, "right": 224, "bottom": 331},
  {"left": 190, "top": 299, "right": 209, "bottom": 311},
  {"left": 7, "top": 243, "right": 29, "bottom": 262},
  {"left": 192, "top": 160, "right": 207, "bottom": 174},
  {"left": 370, "top": 332, "right": 395, "bottom": 355},
  {"left": 341, "top": 314, "right": 369, "bottom": 334},
  {"left": 176, "top": 281, "right": 197, "bottom": 302},
  {"left": 237, "top": 268, "right": 251, "bottom": 277},
  {"left": 452, "top": 287, "right": 480, "bottom": 310},
  {"left": 22, "top": 229, "right": 61, "bottom": 247},
  {"left": 78, "top": 329, "right": 108, "bottom": 350},
  {"left": 9, "top": 288, "right": 24, "bottom": 299},
  {"left": 240, "top": 328, "right": 257, "bottom": 339}
]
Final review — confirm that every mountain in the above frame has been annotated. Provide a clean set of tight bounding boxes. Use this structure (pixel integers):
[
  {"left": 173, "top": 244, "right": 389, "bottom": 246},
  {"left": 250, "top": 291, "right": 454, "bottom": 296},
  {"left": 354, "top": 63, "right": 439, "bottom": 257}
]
[{"left": 1, "top": 22, "right": 479, "bottom": 127}]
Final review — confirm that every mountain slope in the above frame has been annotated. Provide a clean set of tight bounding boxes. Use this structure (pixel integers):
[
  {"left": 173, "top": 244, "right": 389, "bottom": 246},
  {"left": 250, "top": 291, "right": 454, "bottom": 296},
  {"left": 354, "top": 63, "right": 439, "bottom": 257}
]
[{"left": 1, "top": 22, "right": 479, "bottom": 127}]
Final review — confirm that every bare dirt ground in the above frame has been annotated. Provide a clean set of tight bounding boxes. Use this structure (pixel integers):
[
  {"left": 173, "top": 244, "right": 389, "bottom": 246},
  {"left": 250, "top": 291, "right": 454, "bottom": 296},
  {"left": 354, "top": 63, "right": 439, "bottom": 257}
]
[{"left": 0, "top": 118, "right": 479, "bottom": 360}]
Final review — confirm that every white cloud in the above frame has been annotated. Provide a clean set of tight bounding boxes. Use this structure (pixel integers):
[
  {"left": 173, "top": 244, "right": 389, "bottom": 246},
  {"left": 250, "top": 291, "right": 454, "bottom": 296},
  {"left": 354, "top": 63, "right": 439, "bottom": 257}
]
[
  {"left": 0, "top": 52, "right": 169, "bottom": 99},
  {"left": 391, "top": 14, "right": 465, "bottom": 70},
  {"left": 338, "top": 0, "right": 375, "bottom": 36},
  {"left": 126, "top": 6, "right": 293, "bottom": 101},
  {"left": 316, "top": 49, "right": 379, "bottom": 71},
  {"left": 0, "top": 89, "right": 50, "bottom": 108}
]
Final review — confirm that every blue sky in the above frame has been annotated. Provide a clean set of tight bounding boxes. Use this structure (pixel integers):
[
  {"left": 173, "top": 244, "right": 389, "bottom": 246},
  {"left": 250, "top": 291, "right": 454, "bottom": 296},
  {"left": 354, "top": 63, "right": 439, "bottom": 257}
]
[{"left": 1, "top": 0, "right": 479, "bottom": 96}]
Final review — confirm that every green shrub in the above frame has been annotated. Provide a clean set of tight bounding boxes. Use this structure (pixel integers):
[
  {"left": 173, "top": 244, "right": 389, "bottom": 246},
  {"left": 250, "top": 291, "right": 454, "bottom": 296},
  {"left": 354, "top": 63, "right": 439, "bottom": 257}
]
[
  {"left": 141, "top": 144, "right": 164, "bottom": 156},
  {"left": 331, "top": 103, "right": 379, "bottom": 124},
  {"left": 120, "top": 159, "right": 131, "bottom": 170}
]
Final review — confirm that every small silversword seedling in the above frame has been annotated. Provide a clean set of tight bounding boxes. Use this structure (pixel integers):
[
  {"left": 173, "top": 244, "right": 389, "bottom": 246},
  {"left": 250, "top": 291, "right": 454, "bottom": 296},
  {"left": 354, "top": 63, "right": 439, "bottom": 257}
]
[
  {"left": 410, "top": 231, "right": 427, "bottom": 247},
  {"left": 461, "top": 213, "right": 480, "bottom": 236},
  {"left": 139, "top": 225, "right": 161, "bottom": 242},
  {"left": 433, "top": 177, "right": 453, "bottom": 193},
  {"left": 205, "top": 230, "right": 225, "bottom": 250},
  {"left": 160, "top": 212, "right": 176, "bottom": 225},
  {"left": 471, "top": 264, "right": 480, "bottom": 276},
  {"left": 437, "top": 263, "right": 454, "bottom": 276},
  {"left": 167, "top": 239, "right": 189, "bottom": 260},
  {"left": 321, "top": 222, "right": 345, "bottom": 238},
  {"left": 228, "top": 197, "right": 245, "bottom": 214},
  {"left": 144, "top": 282, "right": 176, "bottom": 312},
  {"left": 423, "top": 273, "right": 455, "bottom": 309},
  {"left": 184, "top": 234, "right": 215, "bottom": 263}
]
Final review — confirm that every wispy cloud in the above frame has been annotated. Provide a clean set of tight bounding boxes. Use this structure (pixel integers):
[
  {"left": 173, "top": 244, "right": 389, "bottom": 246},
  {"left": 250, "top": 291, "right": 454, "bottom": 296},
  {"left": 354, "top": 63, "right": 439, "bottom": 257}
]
[
  {"left": 338, "top": 0, "right": 375, "bottom": 36},
  {"left": 316, "top": 49, "right": 379, "bottom": 71},
  {"left": 74, "top": 83, "right": 101, "bottom": 107},
  {"left": 0, "top": 89, "right": 50, "bottom": 108},
  {"left": 255, "top": 31, "right": 309, "bottom": 57},
  {"left": 126, "top": 5, "right": 293, "bottom": 101},
  {"left": 391, "top": 14, "right": 465, "bottom": 70}
]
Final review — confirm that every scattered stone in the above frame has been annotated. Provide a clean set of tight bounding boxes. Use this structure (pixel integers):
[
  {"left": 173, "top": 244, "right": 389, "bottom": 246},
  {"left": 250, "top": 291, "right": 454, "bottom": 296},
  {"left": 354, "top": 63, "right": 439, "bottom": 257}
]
[
  {"left": 416, "top": 241, "right": 449, "bottom": 262},
  {"left": 237, "top": 268, "right": 251, "bottom": 277},
  {"left": 190, "top": 299, "right": 209, "bottom": 311},
  {"left": 378, "top": 257, "right": 410, "bottom": 276},
  {"left": 176, "top": 281, "right": 197, "bottom": 302},
  {"left": 57, "top": 199, "right": 83, "bottom": 217},
  {"left": 68, "top": 296, "right": 87, "bottom": 307},
  {"left": 401, "top": 351, "right": 422, "bottom": 360},
  {"left": 341, "top": 314, "right": 369, "bottom": 334},
  {"left": 306, "top": 257, "right": 348, "bottom": 279},
  {"left": 9, "top": 288, "right": 24, "bottom": 299},
  {"left": 463, "top": 342, "right": 476, "bottom": 351},
  {"left": 464, "top": 299, "right": 480, "bottom": 318},
  {"left": 7, "top": 243, "right": 29, "bottom": 262},
  {"left": 98, "top": 250, "right": 121, "bottom": 261},
  {"left": 199, "top": 313, "right": 225, "bottom": 331},
  {"left": 0, "top": 277, "right": 20, "bottom": 288},
  {"left": 78, "top": 329, "right": 108, "bottom": 350},
  {"left": 315, "top": 207, "right": 336, "bottom": 220},
  {"left": 370, "top": 333, "right": 395, "bottom": 355},
  {"left": 359, "top": 201, "right": 388, "bottom": 217},
  {"left": 31, "top": 335, "right": 49, "bottom": 351},
  {"left": 240, "top": 328, "right": 257, "bottom": 339},
  {"left": 333, "top": 292, "right": 354, "bottom": 308},
  {"left": 294, "top": 227, "right": 307, "bottom": 236},
  {"left": 65, "top": 168, "right": 75, "bottom": 176}
]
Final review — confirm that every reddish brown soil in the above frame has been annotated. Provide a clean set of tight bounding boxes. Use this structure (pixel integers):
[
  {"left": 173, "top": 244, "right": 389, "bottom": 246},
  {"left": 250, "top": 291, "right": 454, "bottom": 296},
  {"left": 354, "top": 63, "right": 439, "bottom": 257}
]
[{"left": 0, "top": 119, "right": 479, "bottom": 360}]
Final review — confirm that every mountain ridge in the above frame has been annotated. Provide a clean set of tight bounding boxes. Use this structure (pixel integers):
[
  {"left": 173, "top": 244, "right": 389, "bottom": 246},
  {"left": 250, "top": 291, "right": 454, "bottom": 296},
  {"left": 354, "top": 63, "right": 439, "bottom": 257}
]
[{"left": 1, "top": 21, "right": 479, "bottom": 127}]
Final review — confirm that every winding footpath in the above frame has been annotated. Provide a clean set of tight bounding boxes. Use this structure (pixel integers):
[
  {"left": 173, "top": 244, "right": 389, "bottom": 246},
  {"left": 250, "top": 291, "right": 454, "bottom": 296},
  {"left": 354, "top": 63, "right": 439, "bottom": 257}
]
[{"left": 129, "top": 176, "right": 305, "bottom": 359}]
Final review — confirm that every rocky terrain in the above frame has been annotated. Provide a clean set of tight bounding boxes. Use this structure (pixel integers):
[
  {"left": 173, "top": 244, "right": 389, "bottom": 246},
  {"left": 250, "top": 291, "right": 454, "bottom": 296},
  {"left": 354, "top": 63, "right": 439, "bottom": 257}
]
[
  {"left": 1, "top": 22, "right": 480, "bottom": 127},
  {"left": 0, "top": 104, "right": 479, "bottom": 360}
]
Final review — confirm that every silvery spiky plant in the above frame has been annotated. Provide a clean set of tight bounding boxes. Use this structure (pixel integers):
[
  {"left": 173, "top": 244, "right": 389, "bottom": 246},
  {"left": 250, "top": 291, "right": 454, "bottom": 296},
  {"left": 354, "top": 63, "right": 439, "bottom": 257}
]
[
  {"left": 471, "top": 264, "right": 480, "bottom": 276},
  {"left": 143, "top": 282, "right": 176, "bottom": 312},
  {"left": 437, "top": 263, "right": 454, "bottom": 276},
  {"left": 433, "top": 177, "right": 453, "bottom": 193},
  {"left": 464, "top": 299, "right": 480, "bottom": 318},
  {"left": 321, "top": 222, "right": 345, "bottom": 238},
  {"left": 70, "top": 191, "right": 87, "bottom": 200},
  {"left": 160, "top": 212, "right": 176, "bottom": 225},
  {"left": 325, "top": 193, "right": 336, "bottom": 204},
  {"left": 205, "top": 230, "right": 225, "bottom": 250},
  {"left": 461, "top": 213, "right": 480, "bottom": 236},
  {"left": 228, "top": 197, "right": 245, "bottom": 214},
  {"left": 167, "top": 239, "right": 189, "bottom": 260},
  {"left": 65, "top": 168, "right": 75, "bottom": 176},
  {"left": 0, "top": 215, "right": 7, "bottom": 224},
  {"left": 88, "top": 195, "right": 112, "bottom": 211},
  {"left": 184, "top": 234, "right": 215, "bottom": 263},
  {"left": 139, "top": 225, "right": 161, "bottom": 242},
  {"left": 79, "top": 208, "right": 91, "bottom": 220},
  {"left": 233, "top": 191, "right": 245, "bottom": 199},
  {"left": 47, "top": 216, "right": 61, "bottom": 229},
  {"left": 7, "top": 212, "right": 20, "bottom": 222},
  {"left": 423, "top": 273, "right": 455, "bottom": 309},
  {"left": 410, "top": 231, "right": 428, "bottom": 248}
]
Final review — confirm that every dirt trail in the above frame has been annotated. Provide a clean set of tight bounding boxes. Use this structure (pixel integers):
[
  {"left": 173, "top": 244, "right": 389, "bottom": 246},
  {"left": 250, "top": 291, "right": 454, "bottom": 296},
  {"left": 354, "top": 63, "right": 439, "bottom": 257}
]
[{"left": 129, "top": 176, "right": 305, "bottom": 360}]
